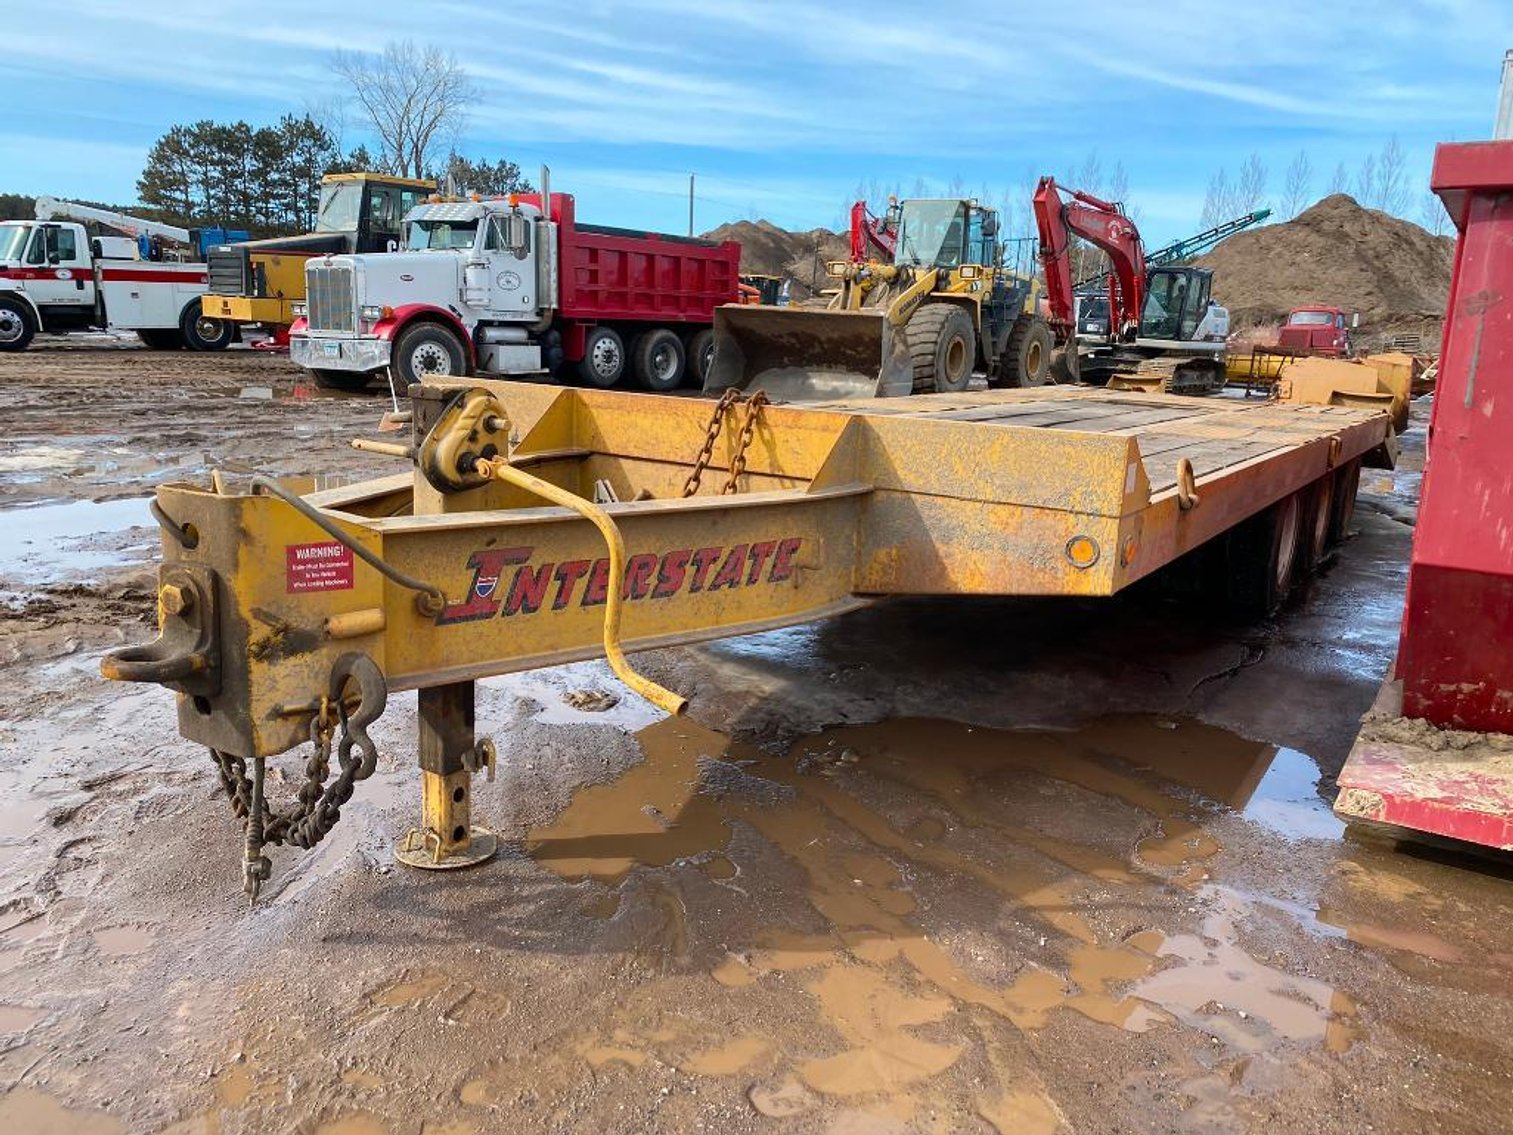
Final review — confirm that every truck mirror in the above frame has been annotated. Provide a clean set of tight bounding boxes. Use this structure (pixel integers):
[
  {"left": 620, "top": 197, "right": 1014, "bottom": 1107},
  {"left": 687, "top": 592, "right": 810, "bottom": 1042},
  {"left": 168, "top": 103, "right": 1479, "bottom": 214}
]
[
  {"left": 1351, "top": 312, "right": 1360, "bottom": 328},
  {"left": 47, "top": 252, "right": 60, "bottom": 265},
  {"left": 505, "top": 212, "right": 529, "bottom": 254},
  {"left": 981, "top": 213, "right": 999, "bottom": 238}
]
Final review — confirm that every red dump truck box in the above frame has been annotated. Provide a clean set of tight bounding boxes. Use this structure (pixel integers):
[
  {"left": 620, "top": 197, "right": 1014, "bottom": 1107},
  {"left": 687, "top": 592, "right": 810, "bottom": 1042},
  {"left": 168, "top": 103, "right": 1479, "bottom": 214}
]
[{"left": 519, "top": 193, "right": 741, "bottom": 323}]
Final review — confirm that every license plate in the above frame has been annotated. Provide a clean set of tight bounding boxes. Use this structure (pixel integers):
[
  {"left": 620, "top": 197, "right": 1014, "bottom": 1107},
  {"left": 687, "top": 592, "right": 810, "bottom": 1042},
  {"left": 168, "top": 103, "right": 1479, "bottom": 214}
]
[{"left": 321, "top": 341, "right": 341, "bottom": 358}]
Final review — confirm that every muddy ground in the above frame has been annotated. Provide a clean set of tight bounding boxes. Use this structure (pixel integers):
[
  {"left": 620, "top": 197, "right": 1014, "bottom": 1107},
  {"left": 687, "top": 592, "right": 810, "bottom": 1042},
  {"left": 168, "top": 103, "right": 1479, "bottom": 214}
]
[{"left": 0, "top": 342, "right": 1506, "bottom": 1135}]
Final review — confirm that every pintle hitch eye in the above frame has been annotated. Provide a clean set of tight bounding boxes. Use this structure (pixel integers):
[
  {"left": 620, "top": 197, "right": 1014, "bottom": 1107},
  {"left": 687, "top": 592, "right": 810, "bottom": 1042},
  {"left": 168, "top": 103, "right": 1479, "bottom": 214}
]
[{"left": 100, "top": 564, "right": 221, "bottom": 698}]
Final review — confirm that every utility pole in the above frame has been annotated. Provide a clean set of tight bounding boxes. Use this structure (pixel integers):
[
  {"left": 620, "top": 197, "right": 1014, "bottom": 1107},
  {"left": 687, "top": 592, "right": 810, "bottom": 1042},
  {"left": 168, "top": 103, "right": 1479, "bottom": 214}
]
[{"left": 688, "top": 174, "right": 695, "bottom": 237}]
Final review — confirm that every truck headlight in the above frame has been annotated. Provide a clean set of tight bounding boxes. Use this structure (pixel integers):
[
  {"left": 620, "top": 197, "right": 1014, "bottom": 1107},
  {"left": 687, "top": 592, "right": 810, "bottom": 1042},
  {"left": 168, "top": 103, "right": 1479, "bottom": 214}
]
[
  {"left": 360, "top": 305, "right": 393, "bottom": 322},
  {"left": 290, "top": 302, "right": 307, "bottom": 318}
]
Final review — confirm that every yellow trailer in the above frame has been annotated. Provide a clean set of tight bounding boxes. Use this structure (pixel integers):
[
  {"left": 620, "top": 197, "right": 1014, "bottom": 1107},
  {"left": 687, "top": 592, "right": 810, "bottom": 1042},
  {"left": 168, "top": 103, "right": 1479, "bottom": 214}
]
[{"left": 104, "top": 382, "right": 1392, "bottom": 896}]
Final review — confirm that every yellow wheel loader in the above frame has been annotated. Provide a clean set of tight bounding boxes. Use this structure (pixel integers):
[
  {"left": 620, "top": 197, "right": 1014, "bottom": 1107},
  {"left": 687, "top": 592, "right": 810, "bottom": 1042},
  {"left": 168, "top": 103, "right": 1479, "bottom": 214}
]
[{"left": 706, "top": 198, "right": 1053, "bottom": 400}]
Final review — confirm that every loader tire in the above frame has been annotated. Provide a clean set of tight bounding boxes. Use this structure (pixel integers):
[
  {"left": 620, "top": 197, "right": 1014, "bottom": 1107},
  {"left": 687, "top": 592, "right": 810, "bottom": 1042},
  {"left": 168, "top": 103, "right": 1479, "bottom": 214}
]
[
  {"left": 0, "top": 297, "right": 35, "bottom": 352},
  {"left": 1001, "top": 317, "right": 1054, "bottom": 387},
  {"left": 906, "top": 303, "right": 975, "bottom": 393}
]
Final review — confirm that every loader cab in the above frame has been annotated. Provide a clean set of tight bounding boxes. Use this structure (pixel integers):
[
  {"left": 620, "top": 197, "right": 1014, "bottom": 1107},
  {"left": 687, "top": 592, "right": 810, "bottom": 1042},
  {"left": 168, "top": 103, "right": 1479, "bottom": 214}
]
[
  {"left": 893, "top": 199, "right": 996, "bottom": 271},
  {"left": 315, "top": 174, "right": 435, "bottom": 254},
  {"left": 1139, "top": 266, "right": 1213, "bottom": 343}
]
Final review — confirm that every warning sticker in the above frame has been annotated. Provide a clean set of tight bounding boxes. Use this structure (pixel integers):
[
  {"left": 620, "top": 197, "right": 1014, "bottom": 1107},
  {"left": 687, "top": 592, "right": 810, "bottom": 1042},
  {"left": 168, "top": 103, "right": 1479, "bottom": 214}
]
[{"left": 286, "top": 541, "right": 354, "bottom": 593}]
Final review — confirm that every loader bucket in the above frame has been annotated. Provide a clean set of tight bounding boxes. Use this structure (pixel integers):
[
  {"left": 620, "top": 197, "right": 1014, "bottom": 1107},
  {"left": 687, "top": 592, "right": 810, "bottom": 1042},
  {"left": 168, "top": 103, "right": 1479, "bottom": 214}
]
[{"left": 704, "top": 305, "right": 914, "bottom": 401}]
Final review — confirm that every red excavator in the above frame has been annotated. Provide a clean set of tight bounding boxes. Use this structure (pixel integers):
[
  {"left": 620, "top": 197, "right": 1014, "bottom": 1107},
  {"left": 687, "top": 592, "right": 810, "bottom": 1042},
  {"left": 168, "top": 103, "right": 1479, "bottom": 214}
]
[
  {"left": 1033, "top": 177, "right": 1230, "bottom": 393},
  {"left": 849, "top": 198, "right": 900, "bottom": 263}
]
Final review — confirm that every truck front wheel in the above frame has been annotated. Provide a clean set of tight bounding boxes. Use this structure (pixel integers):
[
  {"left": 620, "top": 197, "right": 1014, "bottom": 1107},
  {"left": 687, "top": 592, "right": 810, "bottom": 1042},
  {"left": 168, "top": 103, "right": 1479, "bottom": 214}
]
[
  {"left": 310, "top": 369, "right": 375, "bottom": 392},
  {"left": 634, "top": 328, "right": 686, "bottom": 391},
  {"left": 180, "top": 300, "right": 234, "bottom": 351},
  {"left": 0, "top": 298, "right": 35, "bottom": 352},
  {"left": 393, "top": 322, "right": 468, "bottom": 385},
  {"left": 577, "top": 326, "right": 627, "bottom": 388}
]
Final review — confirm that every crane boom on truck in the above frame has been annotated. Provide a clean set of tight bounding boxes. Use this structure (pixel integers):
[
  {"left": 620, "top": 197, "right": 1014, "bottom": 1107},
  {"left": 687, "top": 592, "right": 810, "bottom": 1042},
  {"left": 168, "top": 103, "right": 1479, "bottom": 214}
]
[
  {"left": 34, "top": 196, "right": 248, "bottom": 260},
  {"left": 289, "top": 167, "right": 742, "bottom": 393},
  {"left": 706, "top": 196, "right": 1052, "bottom": 399},
  {"left": 1034, "top": 177, "right": 1229, "bottom": 394}
]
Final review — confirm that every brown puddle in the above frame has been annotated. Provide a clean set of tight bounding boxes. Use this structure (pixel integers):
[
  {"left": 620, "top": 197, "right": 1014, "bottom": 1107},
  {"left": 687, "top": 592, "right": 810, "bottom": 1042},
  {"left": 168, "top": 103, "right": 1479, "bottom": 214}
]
[
  {"left": 91, "top": 924, "right": 155, "bottom": 957},
  {"left": 528, "top": 713, "right": 1367, "bottom": 1109},
  {"left": 0, "top": 1087, "right": 125, "bottom": 1134},
  {"left": 0, "top": 1005, "right": 46, "bottom": 1033}
]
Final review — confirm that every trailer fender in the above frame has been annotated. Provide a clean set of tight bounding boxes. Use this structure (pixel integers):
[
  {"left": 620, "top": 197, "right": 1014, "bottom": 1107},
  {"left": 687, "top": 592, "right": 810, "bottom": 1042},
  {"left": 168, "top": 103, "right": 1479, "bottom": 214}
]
[{"left": 376, "top": 305, "right": 476, "bottom": 368}]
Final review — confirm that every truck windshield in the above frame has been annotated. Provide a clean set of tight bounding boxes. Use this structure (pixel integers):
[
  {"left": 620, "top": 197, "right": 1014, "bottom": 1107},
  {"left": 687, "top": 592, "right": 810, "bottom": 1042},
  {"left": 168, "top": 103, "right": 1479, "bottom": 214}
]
[
  {"left": 894, "top": 201, "right": 968, "bottom": 269},
  {"left": 315, "top": 182, "right": 363, "bottom": 233},
  {"left": 0, "top": 225, "right": 29, "bottom": 262},
  {"left": 1288, "top": 311, "right": 1333, "bottom": 326},
  {"left": 407, "top": 219, "right": 480, "bottom": 250}
]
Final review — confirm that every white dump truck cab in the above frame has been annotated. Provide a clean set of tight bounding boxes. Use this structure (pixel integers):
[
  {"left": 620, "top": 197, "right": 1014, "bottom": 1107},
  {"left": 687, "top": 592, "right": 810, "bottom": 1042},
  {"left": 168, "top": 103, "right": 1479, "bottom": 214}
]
[{"left": 290, "top": 197, "right": 557, "bottom": 389}]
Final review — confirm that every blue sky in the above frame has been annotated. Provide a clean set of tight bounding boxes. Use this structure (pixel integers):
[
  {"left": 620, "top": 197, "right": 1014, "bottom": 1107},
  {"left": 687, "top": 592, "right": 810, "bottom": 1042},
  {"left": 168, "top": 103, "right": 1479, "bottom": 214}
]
[{"left": 6, "top": 0, "right": 1507, "bottom": 244}]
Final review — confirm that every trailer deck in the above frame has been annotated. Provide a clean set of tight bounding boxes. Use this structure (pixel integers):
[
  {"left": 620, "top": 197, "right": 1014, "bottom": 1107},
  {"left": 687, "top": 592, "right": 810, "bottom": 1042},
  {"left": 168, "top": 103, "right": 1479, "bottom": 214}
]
[{"left": 105, "top": 381, "right": 1392, "bottom": 883}]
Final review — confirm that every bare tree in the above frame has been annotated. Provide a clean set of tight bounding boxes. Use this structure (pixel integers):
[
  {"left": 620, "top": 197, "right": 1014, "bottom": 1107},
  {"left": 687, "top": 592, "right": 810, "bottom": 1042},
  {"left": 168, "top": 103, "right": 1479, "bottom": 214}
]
[
  {"left": 1106, "top": 161, "right": 1129, "bottom": 208},
  {"left": 1418, "top": 190, "right": 1448, "bottom": 236},
  {"left": 1282, "top": 150, "right": 1313, "bottom": 218},
  {"left": 1200, "top": 167, "right": 1233, "bottom": 229},
  {"left": 1356, "top": 154, "right": 1378, "bottom": 210},
  {"left": 334, "top": 40, "right": 478, "bottom": 179},
  {"left": 1377, "top": 135, "right": 1409, "bottom": 216},
  {"left": 1327, "top": 161, "right": 1350, "bottom": 196},
  {"left": 1235, "top": 153, "right": 1268, "bottom": 213}
]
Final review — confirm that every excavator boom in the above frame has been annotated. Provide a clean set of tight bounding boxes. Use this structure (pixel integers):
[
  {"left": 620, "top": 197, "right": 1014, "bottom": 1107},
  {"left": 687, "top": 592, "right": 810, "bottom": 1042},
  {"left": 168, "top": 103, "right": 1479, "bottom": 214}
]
[{"left": 1033, "top": 177, "right": 1147, "bottom": 342}]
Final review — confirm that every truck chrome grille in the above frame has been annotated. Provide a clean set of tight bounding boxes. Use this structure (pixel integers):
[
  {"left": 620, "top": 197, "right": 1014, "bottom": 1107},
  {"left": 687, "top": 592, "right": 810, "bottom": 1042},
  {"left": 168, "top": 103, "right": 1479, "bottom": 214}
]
[{"left": 307, "top": 264, "right": 355, "bottom": 332}]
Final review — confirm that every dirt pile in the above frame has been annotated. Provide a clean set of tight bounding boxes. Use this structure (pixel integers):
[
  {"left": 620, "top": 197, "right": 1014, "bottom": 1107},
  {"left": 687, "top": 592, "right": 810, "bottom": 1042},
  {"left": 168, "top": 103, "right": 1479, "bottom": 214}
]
[
  {"left": 1195, "top": 194, "right": 1454, "bottom": 333},
  {"left": 702, "top": 219, "right": 848, "bottom": 298}
]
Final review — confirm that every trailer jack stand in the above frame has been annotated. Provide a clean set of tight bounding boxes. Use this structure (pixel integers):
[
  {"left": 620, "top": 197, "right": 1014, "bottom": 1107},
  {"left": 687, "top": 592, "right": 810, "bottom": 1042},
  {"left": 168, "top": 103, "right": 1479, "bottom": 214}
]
[{"left": 395, "top": 682, "right": 498, "bottom": 870}]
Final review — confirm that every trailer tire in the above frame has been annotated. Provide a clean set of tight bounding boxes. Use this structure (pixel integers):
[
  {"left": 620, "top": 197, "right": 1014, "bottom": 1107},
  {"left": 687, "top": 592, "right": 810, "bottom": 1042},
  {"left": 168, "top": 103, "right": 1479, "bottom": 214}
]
[
  {"left": 0, "top": 297, "right": 35, "bottom": 352},
  {"left": 1299, "top": 472, "right": 1334, "bottom": 569},
  {"left": 180, "top": 300, "right": 233, "bottom": 351},
  {"left": 1328, "top": 459, "right": 1362, "bottom": 547},
  {"left": 634, "top": 328, "right": 686, "bottom": 392},
  {"left": 1224, "top": 491, "right": 1302, "bottom": 618},
  {"left": 685, "top": 328, "right": 716, "bottom": 387},
  {"left": 136, "top": 329, "right": 184, "bottom": 350},
  {"left": 1000, "top": 317, "right": 1054, "bottom": 387},
  {"left": 907, "top": 303, "right": 975, "bottom": 393},
  {"left": 577, "top": 326, "right": 627, "bottom": 388},
  {"left": 393, "top": 321, "right": 468, "bottom": 385},
  {"left": 310, "top": 369, "right": 375, "bottom": 392}
]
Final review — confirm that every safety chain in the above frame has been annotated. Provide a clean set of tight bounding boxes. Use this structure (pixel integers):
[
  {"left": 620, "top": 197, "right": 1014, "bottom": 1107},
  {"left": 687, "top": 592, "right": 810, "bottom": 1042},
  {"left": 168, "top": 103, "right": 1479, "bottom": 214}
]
[
  {"left": 681, "top": 388, "right": 768, "bottom": 498},
  {"left": 210, "top": 654, "right": 387, "bottom": 903},
  {"left": 722, "top": 390, "right": 769, "bottom": 495}
]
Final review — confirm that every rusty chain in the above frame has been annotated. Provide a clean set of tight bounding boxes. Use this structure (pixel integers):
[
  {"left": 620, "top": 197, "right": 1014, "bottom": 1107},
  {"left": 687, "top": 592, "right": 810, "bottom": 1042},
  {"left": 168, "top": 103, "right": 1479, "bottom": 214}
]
[
  {"left": 682, "top": 388, "right": 768, "bottom": 498},
  {"left": 681, "top": 388, "right": 742, "bottom": 498},
  {"left": 722, "top": 390, "right": 769, "bottom": 495},
  {"left": 209, "top": 654, "right": 387, "bottom": 902}
]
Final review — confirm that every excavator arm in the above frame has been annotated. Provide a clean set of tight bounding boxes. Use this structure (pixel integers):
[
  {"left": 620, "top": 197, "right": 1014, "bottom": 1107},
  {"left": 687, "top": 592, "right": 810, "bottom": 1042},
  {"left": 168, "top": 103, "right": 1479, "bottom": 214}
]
[
  {"left": 1032, "top": 177, "right": 1147, "bottom": 342},
  {"left": 849, "top": 199, "right": 898, "bottom": 263}
]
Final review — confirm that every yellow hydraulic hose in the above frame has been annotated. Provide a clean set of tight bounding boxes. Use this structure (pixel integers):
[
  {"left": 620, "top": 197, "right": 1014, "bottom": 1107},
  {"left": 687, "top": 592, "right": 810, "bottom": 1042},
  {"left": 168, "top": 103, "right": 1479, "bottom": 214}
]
[{"left": 473, "top": 457, "right": 687, "bottom": 716}]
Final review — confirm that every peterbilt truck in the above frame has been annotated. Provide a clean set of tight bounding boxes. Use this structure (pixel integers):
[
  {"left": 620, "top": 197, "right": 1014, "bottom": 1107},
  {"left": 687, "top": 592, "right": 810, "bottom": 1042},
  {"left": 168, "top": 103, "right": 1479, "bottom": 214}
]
[{"left": 288, "top": 185, "right": 742, "bottom": 391}]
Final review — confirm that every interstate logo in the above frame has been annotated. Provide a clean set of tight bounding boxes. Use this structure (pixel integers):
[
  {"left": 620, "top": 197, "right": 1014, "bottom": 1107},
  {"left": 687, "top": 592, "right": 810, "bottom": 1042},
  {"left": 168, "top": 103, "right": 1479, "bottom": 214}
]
[{"left": 436, "top": 538, "right": 804, "bottom": 625}]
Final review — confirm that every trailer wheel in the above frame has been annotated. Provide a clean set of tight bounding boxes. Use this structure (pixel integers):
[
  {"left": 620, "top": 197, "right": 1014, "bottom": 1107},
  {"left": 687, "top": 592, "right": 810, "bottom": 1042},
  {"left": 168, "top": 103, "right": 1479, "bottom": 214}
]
[
  {"left": 180, "top": 300, "right": 233, "bottom": 351},
  {"left": 0, "top": 297, "right": 35, "bottom": 352},
  {"left": 1299, "top": 472, "right": 1334, "bottom": 570},
  {"left": 394, "top": 321, "right": 468, "bottom": 385},
  {"left": 577, "top": 326, "right": 627, "bottom": 388},
  {"left": 634, "top": 328, "right": 686, "bottom": 392},
  {"left": 1000, "top": 317, "right": 1054, "bottom": 387},
  {"left": 1224, "top": 491, "right": 1302, "bottom": 618},
  {"left": 310, "top": 369, "right": 375, "bottom": 392},
  {"left": 136, "top": 329, "right": 184, "bottom": 350},
  {"left": 685, "top": 328, "right": 716, "bottom": 387},
  {"left": 907, "top": 303, "right": 975, "bottom": 393},
  {"left": 1328, "top": 459, "right": 1362, "bottom": 547}
]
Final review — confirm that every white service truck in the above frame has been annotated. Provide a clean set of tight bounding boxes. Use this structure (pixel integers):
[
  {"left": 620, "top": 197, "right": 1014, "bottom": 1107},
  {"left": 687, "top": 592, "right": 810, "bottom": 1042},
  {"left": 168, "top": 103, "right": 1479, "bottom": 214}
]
[{"left": 0, "top": 219, "right": 231, "bottom": 352}]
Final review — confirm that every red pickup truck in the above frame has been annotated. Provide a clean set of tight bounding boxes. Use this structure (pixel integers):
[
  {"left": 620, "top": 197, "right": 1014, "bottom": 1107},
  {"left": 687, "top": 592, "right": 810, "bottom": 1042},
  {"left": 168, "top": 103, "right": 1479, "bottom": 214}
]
[{"left": 1278, "top": 306, "right": 1356, "bottom": 357}]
